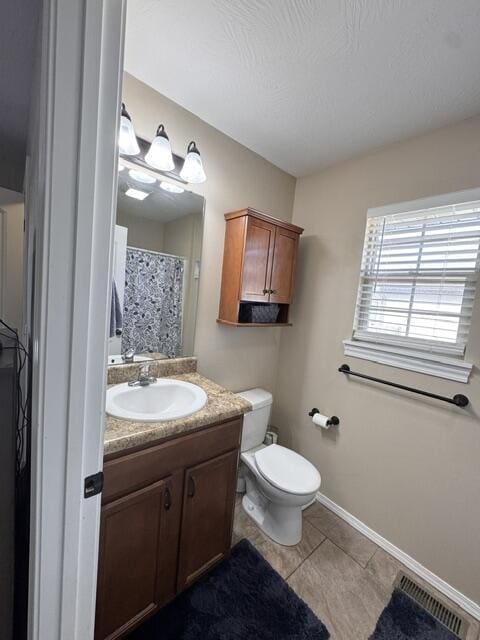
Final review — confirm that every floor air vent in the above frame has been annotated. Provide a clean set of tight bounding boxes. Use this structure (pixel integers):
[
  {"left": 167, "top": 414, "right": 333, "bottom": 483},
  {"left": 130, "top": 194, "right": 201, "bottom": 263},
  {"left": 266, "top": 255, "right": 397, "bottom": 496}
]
[{"left": 394, "top": 572, "right": 468, "bottom": 639}]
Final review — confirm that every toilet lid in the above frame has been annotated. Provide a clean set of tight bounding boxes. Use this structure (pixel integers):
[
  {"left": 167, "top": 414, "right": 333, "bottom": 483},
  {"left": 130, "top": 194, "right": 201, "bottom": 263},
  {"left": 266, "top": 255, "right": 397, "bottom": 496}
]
[{"left": 254, "top": 444, "right": 321, "bottom": 496}]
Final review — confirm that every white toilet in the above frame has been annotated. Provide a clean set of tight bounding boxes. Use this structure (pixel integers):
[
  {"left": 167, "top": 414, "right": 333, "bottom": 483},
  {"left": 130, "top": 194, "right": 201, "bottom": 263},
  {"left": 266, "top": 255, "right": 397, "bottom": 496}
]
[{"left": 237, "top": 388, "right": 321, "bottom": 546}]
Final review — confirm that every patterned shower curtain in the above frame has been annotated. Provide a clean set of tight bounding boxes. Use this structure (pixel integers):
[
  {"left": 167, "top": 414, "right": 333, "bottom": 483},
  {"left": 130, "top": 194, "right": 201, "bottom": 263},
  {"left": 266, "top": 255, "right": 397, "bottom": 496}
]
[{"left": 122, "top": 247, "right": 184, "bottom": 358}]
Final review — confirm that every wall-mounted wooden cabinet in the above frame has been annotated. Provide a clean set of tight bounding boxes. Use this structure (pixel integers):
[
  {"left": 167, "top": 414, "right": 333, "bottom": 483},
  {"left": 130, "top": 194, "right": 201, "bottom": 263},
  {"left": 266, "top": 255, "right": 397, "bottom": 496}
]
[
  {"left": 217, "top": 208, "right": 303, "bottom": 326},
  {"left": 95, "top": 418, "right": 241, "bottom": 640}
]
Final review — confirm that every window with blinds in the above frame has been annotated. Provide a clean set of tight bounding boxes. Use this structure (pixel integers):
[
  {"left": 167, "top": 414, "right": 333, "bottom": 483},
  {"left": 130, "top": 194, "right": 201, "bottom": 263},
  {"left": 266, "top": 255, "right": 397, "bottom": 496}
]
[{"left": 353, "top": 198, "right": 480, "bottom": 357}]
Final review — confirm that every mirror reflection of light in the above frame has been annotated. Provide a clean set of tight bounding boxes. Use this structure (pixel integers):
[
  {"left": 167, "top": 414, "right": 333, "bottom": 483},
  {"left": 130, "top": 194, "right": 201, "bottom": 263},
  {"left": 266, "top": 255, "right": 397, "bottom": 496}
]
[
  {"left": 118, "top": 161, "right": 125, "bottom": 171},
  {"left": 129, "top": 169, "right": 156, "bottom": 184},
  {"left": 160, "top": 181, "right": 184, "bottom": 194},
  {"left": 125, "top": 188, "right": 149, "bottom": 201}
]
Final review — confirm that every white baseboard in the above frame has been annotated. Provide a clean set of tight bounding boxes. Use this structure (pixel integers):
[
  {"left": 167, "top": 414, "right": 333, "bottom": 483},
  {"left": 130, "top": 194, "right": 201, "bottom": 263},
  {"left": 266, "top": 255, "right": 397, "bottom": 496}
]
[{"left": 315, "top": 492, "right": 480, "bottom": 621}]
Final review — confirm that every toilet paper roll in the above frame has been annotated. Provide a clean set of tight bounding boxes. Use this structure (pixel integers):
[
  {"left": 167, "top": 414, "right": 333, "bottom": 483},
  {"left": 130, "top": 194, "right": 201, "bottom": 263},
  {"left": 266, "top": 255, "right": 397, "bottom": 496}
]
[{"left": 312, "top": 413, "right": 330, "bottom": 429}]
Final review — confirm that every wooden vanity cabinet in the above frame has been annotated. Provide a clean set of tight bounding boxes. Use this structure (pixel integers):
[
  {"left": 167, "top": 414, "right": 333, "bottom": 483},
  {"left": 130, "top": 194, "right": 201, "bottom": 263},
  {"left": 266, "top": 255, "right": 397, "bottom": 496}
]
[
  {"left": 95, "top": 418, "right": 242, "bottom": 640},
  {"left": 95, "top": 477, "right": 179, "bottom": 640},
  {"left": 177, "top": 449, "right": 238, "bottom": 591},
  {"left": 217, "top": 208, "right": 303, "bottom": 326}
]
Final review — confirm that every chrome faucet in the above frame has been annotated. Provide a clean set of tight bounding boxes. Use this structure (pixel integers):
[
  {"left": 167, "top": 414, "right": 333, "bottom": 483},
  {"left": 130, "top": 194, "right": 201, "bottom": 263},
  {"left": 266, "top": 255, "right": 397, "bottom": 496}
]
[
  {"left": 123, "top": 348, "right": 135, "bottom": 363},
  {"left": 128, "top": 363, "right": 157, "bottom": 387}
]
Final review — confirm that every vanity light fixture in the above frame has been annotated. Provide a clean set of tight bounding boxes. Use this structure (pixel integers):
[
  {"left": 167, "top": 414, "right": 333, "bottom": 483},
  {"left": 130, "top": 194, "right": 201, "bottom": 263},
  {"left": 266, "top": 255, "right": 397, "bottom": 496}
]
[
  {"left": 118, "top": 103, "right": 140, "bottom": 156},
  {"left": 145, "top": 124, "right": 175, "bottom": 171},
  {"left": 160, "top": 181, "right": 184, "bottom": 194},
  {"left": 129, "top": 169, "right": 156, "bottom": 184},
  {"left": 180, "top": 141, "right": 206, "bottom": 184},
  {"left": 125, "top": 188, "right": 149, "bottom": 201}
]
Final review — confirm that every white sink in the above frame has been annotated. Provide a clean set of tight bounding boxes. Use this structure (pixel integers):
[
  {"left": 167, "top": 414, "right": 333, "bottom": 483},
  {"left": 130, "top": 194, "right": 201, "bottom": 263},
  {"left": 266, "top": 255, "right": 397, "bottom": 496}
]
[{"left": 106, "top": 378, "right": 207, "bottom": 422}]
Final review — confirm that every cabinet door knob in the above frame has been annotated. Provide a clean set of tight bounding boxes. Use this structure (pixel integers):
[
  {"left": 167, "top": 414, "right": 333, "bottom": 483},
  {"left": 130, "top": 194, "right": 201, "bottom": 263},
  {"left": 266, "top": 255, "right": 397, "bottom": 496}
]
[
  {"left": 187, "top": 476, "right": 196, "bottom": 498},
  {"left": 262, "top": 289, "right": 269, "bottom": 295},
  {"left": 270, "top": 289, "right": 277, "bottom": 294},
  {"left": 164, "top": 486, "right": 172, "bottom": 511}
]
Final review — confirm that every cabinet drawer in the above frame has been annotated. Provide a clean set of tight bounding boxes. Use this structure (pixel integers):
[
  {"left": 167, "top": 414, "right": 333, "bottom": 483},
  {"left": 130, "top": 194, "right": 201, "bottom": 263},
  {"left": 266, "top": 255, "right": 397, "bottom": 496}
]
[{"left": 103, "top": 417, "right": 242, "bottom": 504}]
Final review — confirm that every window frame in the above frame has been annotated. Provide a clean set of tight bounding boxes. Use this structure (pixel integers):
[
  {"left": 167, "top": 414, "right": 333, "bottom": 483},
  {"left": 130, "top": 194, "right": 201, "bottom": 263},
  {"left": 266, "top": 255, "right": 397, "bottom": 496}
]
[{"left": 345, "top": 188, "right": 480, "bottom": 383}]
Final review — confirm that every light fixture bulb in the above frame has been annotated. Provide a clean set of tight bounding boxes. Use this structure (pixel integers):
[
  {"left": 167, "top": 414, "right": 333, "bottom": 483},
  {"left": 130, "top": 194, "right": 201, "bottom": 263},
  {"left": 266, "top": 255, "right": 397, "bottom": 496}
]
[
  {"left": 125, "top": 188, "right": 149, "bottom": 201},
  {"left": 144, "top": 124, "right": 175, "bottom": 171},
  {"left": 180, "top": 141, "right": 206, "bottom": 184},
  {"left": 118, "top": 103, "right": 140, "bottom": 155},
  {"left": 128, "top": 169, "right": 156, "bottom": 184},
  {"left": 160, "top": 181, "right": 184, "bottom": 194}
]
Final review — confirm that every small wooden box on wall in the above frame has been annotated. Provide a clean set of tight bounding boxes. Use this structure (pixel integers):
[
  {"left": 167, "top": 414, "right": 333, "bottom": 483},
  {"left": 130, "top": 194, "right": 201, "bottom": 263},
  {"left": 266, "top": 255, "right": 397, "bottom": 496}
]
[{"left": 217, "top": 208, "right": 303, "bottom": 327}]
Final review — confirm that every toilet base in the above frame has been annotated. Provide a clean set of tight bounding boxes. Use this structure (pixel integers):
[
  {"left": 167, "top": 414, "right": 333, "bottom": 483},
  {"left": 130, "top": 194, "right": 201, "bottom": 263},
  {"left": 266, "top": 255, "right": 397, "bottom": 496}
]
[{"left": 242, "top": 493, "right": 302, "bottom": 546}]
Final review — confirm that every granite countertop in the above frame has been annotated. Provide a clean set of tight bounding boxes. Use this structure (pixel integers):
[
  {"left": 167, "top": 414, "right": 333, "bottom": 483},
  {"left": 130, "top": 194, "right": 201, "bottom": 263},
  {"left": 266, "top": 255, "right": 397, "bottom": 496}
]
[{"left": 104, "top": 370, "right": 251, "bottom": 456}]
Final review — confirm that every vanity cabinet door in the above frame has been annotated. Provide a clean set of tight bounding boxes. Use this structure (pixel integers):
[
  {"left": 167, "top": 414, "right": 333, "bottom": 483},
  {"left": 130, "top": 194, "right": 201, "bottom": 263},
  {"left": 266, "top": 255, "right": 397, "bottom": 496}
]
[
  {"left": 269, "top": 226, "right": 299, "bottom": 304},
  {"left": 177, "top": 449, "right": 238, "bottom": 591},
  {"left": 240, "top": 216, "right": 276, "bottom": 302},
  {"left": 95, "top": 476, "right": 177, "bottom": 640}
]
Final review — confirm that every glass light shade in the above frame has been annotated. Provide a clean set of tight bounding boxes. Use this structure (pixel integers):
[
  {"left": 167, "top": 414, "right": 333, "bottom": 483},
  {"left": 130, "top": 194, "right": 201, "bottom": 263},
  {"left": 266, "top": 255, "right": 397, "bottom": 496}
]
[
  {"left": 118, "top": 104, "right": 140, "bottom": 156},
  {"left": 144, "top": 124, "right": 175, "bottom": 171},
  {"left": 180, "top": 141, "right": 206, "bottom": 184}
]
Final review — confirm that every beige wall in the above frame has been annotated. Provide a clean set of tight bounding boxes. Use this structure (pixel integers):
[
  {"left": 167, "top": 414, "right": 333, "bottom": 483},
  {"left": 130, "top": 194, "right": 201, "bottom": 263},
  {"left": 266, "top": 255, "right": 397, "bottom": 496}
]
[
  {"left": 116, "top": 209, "right": 165, "bottom": 252},
  {"left": 122, "top": 73, "right": 296, "bottom": 391},
  {"left": 274, "top": 115, "right": 480, "bottom": 604},
  {"left": 122, "top": 71, "right": 479, "bottom": 603},
  {"left": 1, "top": 202, "right": 24, "bottom": 331},
  {"left": 163, "top": 213, "right": 203, "bottom": 356}
]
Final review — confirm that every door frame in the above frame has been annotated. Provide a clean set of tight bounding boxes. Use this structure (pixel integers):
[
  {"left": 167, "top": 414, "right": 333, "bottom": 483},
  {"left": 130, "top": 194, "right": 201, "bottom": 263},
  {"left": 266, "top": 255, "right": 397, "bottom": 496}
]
[
  {"left": 25, "top": 1, "right": 126, "bottom": 639},
  {"left": 0, "top": 208, "right": 5, "bottom": 318}
]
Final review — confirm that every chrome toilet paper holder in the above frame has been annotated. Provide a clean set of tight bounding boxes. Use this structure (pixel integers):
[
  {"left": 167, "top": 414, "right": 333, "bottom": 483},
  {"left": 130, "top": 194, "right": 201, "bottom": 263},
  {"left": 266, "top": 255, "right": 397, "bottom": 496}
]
[{"left": 308, "top": 408, "right": 339, "bottom": 426}]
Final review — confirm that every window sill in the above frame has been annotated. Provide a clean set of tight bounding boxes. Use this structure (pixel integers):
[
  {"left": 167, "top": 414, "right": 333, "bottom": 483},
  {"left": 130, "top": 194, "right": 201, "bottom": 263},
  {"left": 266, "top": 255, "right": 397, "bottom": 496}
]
[{"left": 342, "top": 339, "right": 473, "bottom": 383}]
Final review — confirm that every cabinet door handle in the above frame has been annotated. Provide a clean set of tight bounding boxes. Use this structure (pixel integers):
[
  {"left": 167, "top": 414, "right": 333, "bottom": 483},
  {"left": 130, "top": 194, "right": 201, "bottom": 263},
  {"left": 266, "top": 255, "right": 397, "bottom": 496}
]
[
  {"left": 164, "top": 486, "right": 172, "bottom": 511},
  {"left": 187, "top": 476, "right": 196, "bottom": 498},
  {"left": 270, "top": 289, "right": 277, "bottom": 294},
  {"left": 262, "top": 288, "right": 269, "bottom": 295}
]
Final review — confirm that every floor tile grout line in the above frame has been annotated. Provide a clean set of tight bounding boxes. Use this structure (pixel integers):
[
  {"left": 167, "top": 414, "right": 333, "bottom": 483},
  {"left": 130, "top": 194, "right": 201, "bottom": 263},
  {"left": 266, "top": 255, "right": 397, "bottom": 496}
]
[
  {"left": 365, "top": 547, "right": 381, "bottom": 571},
  {"left": 325, "top": 536, "right": 377, "bottom": 571},
  {"left": 305, "top": 514, "right": 378, "bottom": 570},
  {"left": 235, "top": 507, "right": 330, "bottom": 580},
  {"left": 285, "top": 535, "right": 328, "bottom": 582}
]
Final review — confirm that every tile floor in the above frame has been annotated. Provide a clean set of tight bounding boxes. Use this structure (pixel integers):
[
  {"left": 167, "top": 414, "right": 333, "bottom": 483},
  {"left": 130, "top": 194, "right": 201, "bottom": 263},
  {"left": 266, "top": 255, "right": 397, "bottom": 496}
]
[{"left": 232, "top": 497, "right": 479, "bottom": 640}]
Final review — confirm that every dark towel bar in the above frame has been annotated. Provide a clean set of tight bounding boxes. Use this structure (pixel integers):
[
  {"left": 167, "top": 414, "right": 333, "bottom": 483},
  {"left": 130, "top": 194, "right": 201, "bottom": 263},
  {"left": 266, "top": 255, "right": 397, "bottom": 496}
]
[{"left": 338, "top": 364, "right": 469, "bottom": 407}]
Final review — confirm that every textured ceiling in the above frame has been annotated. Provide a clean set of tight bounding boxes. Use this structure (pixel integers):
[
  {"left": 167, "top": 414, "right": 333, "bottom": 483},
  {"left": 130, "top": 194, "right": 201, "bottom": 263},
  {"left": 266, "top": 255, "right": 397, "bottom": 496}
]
[{"left": 125, "top": 0, "right": 480, "bottom": 177}]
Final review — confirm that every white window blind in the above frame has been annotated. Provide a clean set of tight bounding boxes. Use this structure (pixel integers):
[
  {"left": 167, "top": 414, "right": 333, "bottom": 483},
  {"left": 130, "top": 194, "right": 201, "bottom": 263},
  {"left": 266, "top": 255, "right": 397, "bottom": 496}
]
[{"left": 353, "top": 198, "right": 480, "bottom": 357}]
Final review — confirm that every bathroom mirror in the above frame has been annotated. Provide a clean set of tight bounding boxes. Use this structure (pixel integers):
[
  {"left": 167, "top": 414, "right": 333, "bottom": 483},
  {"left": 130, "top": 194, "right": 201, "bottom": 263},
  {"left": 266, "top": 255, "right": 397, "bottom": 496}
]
[{"left": 108, "top": 157, "right": 204, "bottom": 365}]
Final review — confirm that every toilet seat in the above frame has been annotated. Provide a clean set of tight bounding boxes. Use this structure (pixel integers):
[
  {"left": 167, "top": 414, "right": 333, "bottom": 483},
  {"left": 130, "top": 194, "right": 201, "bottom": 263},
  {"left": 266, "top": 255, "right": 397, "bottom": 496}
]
[{"left": 254, "top": 444, "right": 321, "bottom": 496}]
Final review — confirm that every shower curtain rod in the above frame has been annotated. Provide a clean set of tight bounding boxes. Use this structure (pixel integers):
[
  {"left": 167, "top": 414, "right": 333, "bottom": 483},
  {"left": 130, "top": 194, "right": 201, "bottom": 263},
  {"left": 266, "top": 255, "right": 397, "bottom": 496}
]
[{"left": 127, "top": 245, "right": 188, "bottom": 261}]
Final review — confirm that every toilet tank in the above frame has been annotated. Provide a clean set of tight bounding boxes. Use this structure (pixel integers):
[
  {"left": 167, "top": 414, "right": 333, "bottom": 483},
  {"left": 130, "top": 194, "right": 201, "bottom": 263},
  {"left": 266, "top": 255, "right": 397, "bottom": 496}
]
[{"left": 237, "top": 388, "right": 273, "bottom": 452}]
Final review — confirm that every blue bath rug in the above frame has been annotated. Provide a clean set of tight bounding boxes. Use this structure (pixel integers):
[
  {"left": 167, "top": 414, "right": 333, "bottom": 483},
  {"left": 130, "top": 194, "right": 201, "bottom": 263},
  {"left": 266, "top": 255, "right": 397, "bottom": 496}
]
[
  {"left": 370, "top": 589, "right": 459, "bottom": 639},
  {"left": 128, "top": 538, "right": 330, "bottom": 639}
]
